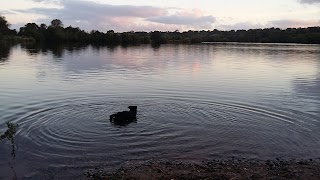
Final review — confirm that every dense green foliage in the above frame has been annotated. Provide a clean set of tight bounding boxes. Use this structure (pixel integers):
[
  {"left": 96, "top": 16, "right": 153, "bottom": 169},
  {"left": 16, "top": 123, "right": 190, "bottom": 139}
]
[
  {"left": 1, "top": 15, "right": 320, "bottom": 44},
  {"left": 0, "top": 16, "right": 17, "bottom": 40},
  {"left": 203, "top": 28, "right": 320, "bottom": 44}
]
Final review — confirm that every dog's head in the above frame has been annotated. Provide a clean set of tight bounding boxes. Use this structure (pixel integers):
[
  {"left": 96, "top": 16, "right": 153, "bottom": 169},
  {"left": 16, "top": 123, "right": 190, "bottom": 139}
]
[{"left": 128, "top": 106, "right": 137, "bottom": 112}]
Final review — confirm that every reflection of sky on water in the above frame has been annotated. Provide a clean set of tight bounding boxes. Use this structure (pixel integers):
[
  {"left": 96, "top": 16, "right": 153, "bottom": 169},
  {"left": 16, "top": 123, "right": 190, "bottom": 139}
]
[
  {"left": 294, "top": 76, "right": 320, "bottom": 98},
  {"left": 293, "top": 69, "right": 320, "bottom": 117},
  {"left": 1, "top": 43, "right": 320, "bottom": 179},
  {"left": 3, "top": 43, "right": 320, "bottom": 94},
  {"left": 289, "top": 46, "right": 320, "bottom": 115},
  {"left": 0, "top": 43, "right": 319, "bottom": 103}
]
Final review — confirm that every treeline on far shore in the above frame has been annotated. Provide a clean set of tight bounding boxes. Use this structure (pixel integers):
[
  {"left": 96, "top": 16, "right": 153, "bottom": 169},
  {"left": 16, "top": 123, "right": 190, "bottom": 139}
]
[{"left": 1, "top": 15, "right": 320, "bottom": 45}]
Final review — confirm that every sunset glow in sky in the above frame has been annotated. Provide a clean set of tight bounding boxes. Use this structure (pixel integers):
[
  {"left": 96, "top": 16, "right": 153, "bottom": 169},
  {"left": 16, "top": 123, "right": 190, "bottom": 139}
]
[{"left": 1, "top": 0, "right": 320, "bottom": 32}]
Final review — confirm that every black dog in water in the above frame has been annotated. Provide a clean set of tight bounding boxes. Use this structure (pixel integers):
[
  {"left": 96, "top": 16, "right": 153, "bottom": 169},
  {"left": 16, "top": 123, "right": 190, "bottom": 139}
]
[{"left": 110, "top": 106, "right": 137, "bottom": 125}]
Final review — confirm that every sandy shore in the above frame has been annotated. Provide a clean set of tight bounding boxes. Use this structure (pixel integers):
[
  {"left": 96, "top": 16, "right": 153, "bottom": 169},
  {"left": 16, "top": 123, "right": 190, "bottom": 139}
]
[{"left": 86, "top": 158, "right": 320, "bottom": 180}]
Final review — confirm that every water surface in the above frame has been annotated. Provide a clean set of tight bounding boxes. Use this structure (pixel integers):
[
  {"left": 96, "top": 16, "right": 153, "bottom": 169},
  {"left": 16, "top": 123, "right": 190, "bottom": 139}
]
[{"left": 0, "top": 43, "right": 320, "bottom": 179}]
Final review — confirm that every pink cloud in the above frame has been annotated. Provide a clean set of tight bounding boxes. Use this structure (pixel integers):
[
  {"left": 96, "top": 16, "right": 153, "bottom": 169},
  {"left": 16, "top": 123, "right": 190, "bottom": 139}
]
[
  {"left": 175, "top": 8, "right": 206, "bottom": 17},
  {"left": 146, "top": 8, "right": 216, "bottom": 30},
  {"left": 268, "top": 19, "right": 320, "bottom": 28}
]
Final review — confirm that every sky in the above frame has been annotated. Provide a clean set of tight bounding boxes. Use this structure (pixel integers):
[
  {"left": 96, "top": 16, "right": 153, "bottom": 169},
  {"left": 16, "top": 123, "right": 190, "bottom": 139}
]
[{"left": 0, "top": 0, "right": 320, "bottom": 32}]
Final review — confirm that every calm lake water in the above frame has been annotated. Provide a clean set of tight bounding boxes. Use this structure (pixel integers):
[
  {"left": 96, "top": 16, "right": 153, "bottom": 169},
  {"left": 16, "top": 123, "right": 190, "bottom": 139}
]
[{"left": 0, "top": 43, "right": 320, "bottom": 179}]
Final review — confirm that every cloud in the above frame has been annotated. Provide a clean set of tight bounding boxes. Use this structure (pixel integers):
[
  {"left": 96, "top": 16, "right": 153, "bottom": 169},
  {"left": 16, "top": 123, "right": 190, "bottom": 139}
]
[
  {"left": 298, "top": 0, "right": 320, "bottom": 4},
  {"left": 12, "top": 0, "right": 216, "bottom": 32},
  {"left": 18, "top": 1, "right": 166, "bottom": 19},
  {"left": 268, "top": 19, "right": 320, "bottom": 28},
  {"left": 147, "top": 15, "right": 214, "bottom": 25},
  {"left": 0, "top": 10, "right": 17, "bottom": 15},
  {"left": 216, "top": 19, "right": 320, "bottom": 30},
  {"left": 30, "top": 0, "right": 52, "bottom": 1},
  {"left": 13, "top": 0, "right": 167, "bottom": 31},
  {"left": 146, "top": 9, "right": 216, "bottom": 30},
  {"left": 218, "top": 22, "right": 266, "bottom": 30}
]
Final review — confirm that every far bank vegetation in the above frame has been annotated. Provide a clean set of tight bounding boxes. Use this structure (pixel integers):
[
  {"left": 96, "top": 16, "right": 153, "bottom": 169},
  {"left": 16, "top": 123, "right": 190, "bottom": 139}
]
[{"left": 1, "top": 16, "right": 320, "bottom": 45}]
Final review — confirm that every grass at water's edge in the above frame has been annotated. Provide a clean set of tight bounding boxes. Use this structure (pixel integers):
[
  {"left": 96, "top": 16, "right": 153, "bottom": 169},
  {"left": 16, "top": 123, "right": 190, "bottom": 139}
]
[{"left": 86, "top": 158, "right": 320, "bottom": 180}]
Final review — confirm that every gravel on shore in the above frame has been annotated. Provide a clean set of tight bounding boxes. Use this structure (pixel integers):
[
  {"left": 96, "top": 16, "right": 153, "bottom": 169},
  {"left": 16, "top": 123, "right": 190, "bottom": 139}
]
[{"left": 86, "top": 158, "right": 320, "bottom": 180}]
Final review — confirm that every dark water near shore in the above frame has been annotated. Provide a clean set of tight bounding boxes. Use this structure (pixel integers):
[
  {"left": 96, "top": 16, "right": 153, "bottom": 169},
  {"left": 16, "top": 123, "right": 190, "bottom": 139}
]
[{"left": 0, "top": 43, "right": 320, "bottom": 179}]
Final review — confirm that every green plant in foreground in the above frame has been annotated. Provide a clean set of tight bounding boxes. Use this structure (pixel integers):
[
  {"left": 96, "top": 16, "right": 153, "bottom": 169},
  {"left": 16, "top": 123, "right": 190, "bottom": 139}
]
[
  {"left": 0, "top": 122, "right": 18, "bottom": 144},
  {"left": 1, "top": 122, "right": 18, "bottom": 180}
]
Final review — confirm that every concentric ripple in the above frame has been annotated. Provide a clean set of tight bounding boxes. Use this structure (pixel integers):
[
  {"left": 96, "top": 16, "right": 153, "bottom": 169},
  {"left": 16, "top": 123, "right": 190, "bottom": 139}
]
[{"left": 8, "top": 95, "right": 318, "bottom": 166}]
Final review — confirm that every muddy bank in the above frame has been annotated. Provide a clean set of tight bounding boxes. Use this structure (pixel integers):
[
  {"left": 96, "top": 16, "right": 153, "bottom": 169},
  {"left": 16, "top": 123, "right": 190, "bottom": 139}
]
[{"left": 86, "top": 159, "right": 320, "bottom": 180}]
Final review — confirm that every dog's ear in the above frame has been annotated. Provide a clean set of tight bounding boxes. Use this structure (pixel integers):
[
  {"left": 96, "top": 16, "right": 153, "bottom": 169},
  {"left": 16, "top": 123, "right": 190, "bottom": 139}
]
[{"left": 128, "top": 106, "right": 137, "bottom": 110}]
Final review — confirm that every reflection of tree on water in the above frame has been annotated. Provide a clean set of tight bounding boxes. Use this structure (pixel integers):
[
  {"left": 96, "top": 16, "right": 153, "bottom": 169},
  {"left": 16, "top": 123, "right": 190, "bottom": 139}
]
[
  {"left": 20, "top": 42, "right": 109, "bottom": 59},
  {"left": 21, "top": 43, "right": 43, "bottom": 55},
  {"left": 151, "top": 42, "right": 161, "bottom": 49},
  {"left": 21, "top": 43, "right": 65, "bottom": 58},
  {"left": 20, "top": 42, "right": 159, "bottom": 59},
  {"left": 91, "top": 43, "right": 116, "bottom": 54},
  {"left": 0, "top": 43, "right": 12, "bottom": 62},
  {"left": 46, "top": 43, "right": 66, "bottom": 59}
]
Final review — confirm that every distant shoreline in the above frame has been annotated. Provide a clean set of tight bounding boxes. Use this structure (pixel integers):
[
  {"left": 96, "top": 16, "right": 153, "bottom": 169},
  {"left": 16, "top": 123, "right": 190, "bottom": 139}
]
[
  {"left": 201, "top": 42, "right": 320, "bottom": 46},
  {"left": 1, "top": 16, "right": 320, "bottom": 45},
  {"left": 1, "top": 39, "right": 320, "bottom": 46}
]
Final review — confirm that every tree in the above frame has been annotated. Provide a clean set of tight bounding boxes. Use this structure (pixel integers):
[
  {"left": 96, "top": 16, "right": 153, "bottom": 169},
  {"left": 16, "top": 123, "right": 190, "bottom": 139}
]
[
  {"left": 46, "top": 19, "right": 65, "bottom": 41},
  {"left": 0, "top": 16, "right": 11, "bottom": 36},
  {"left": 106, "top": 30, "right": 120, "bottom": 45},
  {"left": 19, "top": 23, "right": 45, "bottom": 41},
  {"left": 46, "top": 26, "right": 65, "bottom": 41},
  {"left": 0, "top": 16, "right": 9, "bottom": 29},
  {"left": 150, "top": 31, "right": 167, "bottom": 44},
  {"left": 50, "top": 19, "right": 63, "bottom": 28},
  {"left": 40, "top": 23, "right": 47, "bottom": 31}
]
